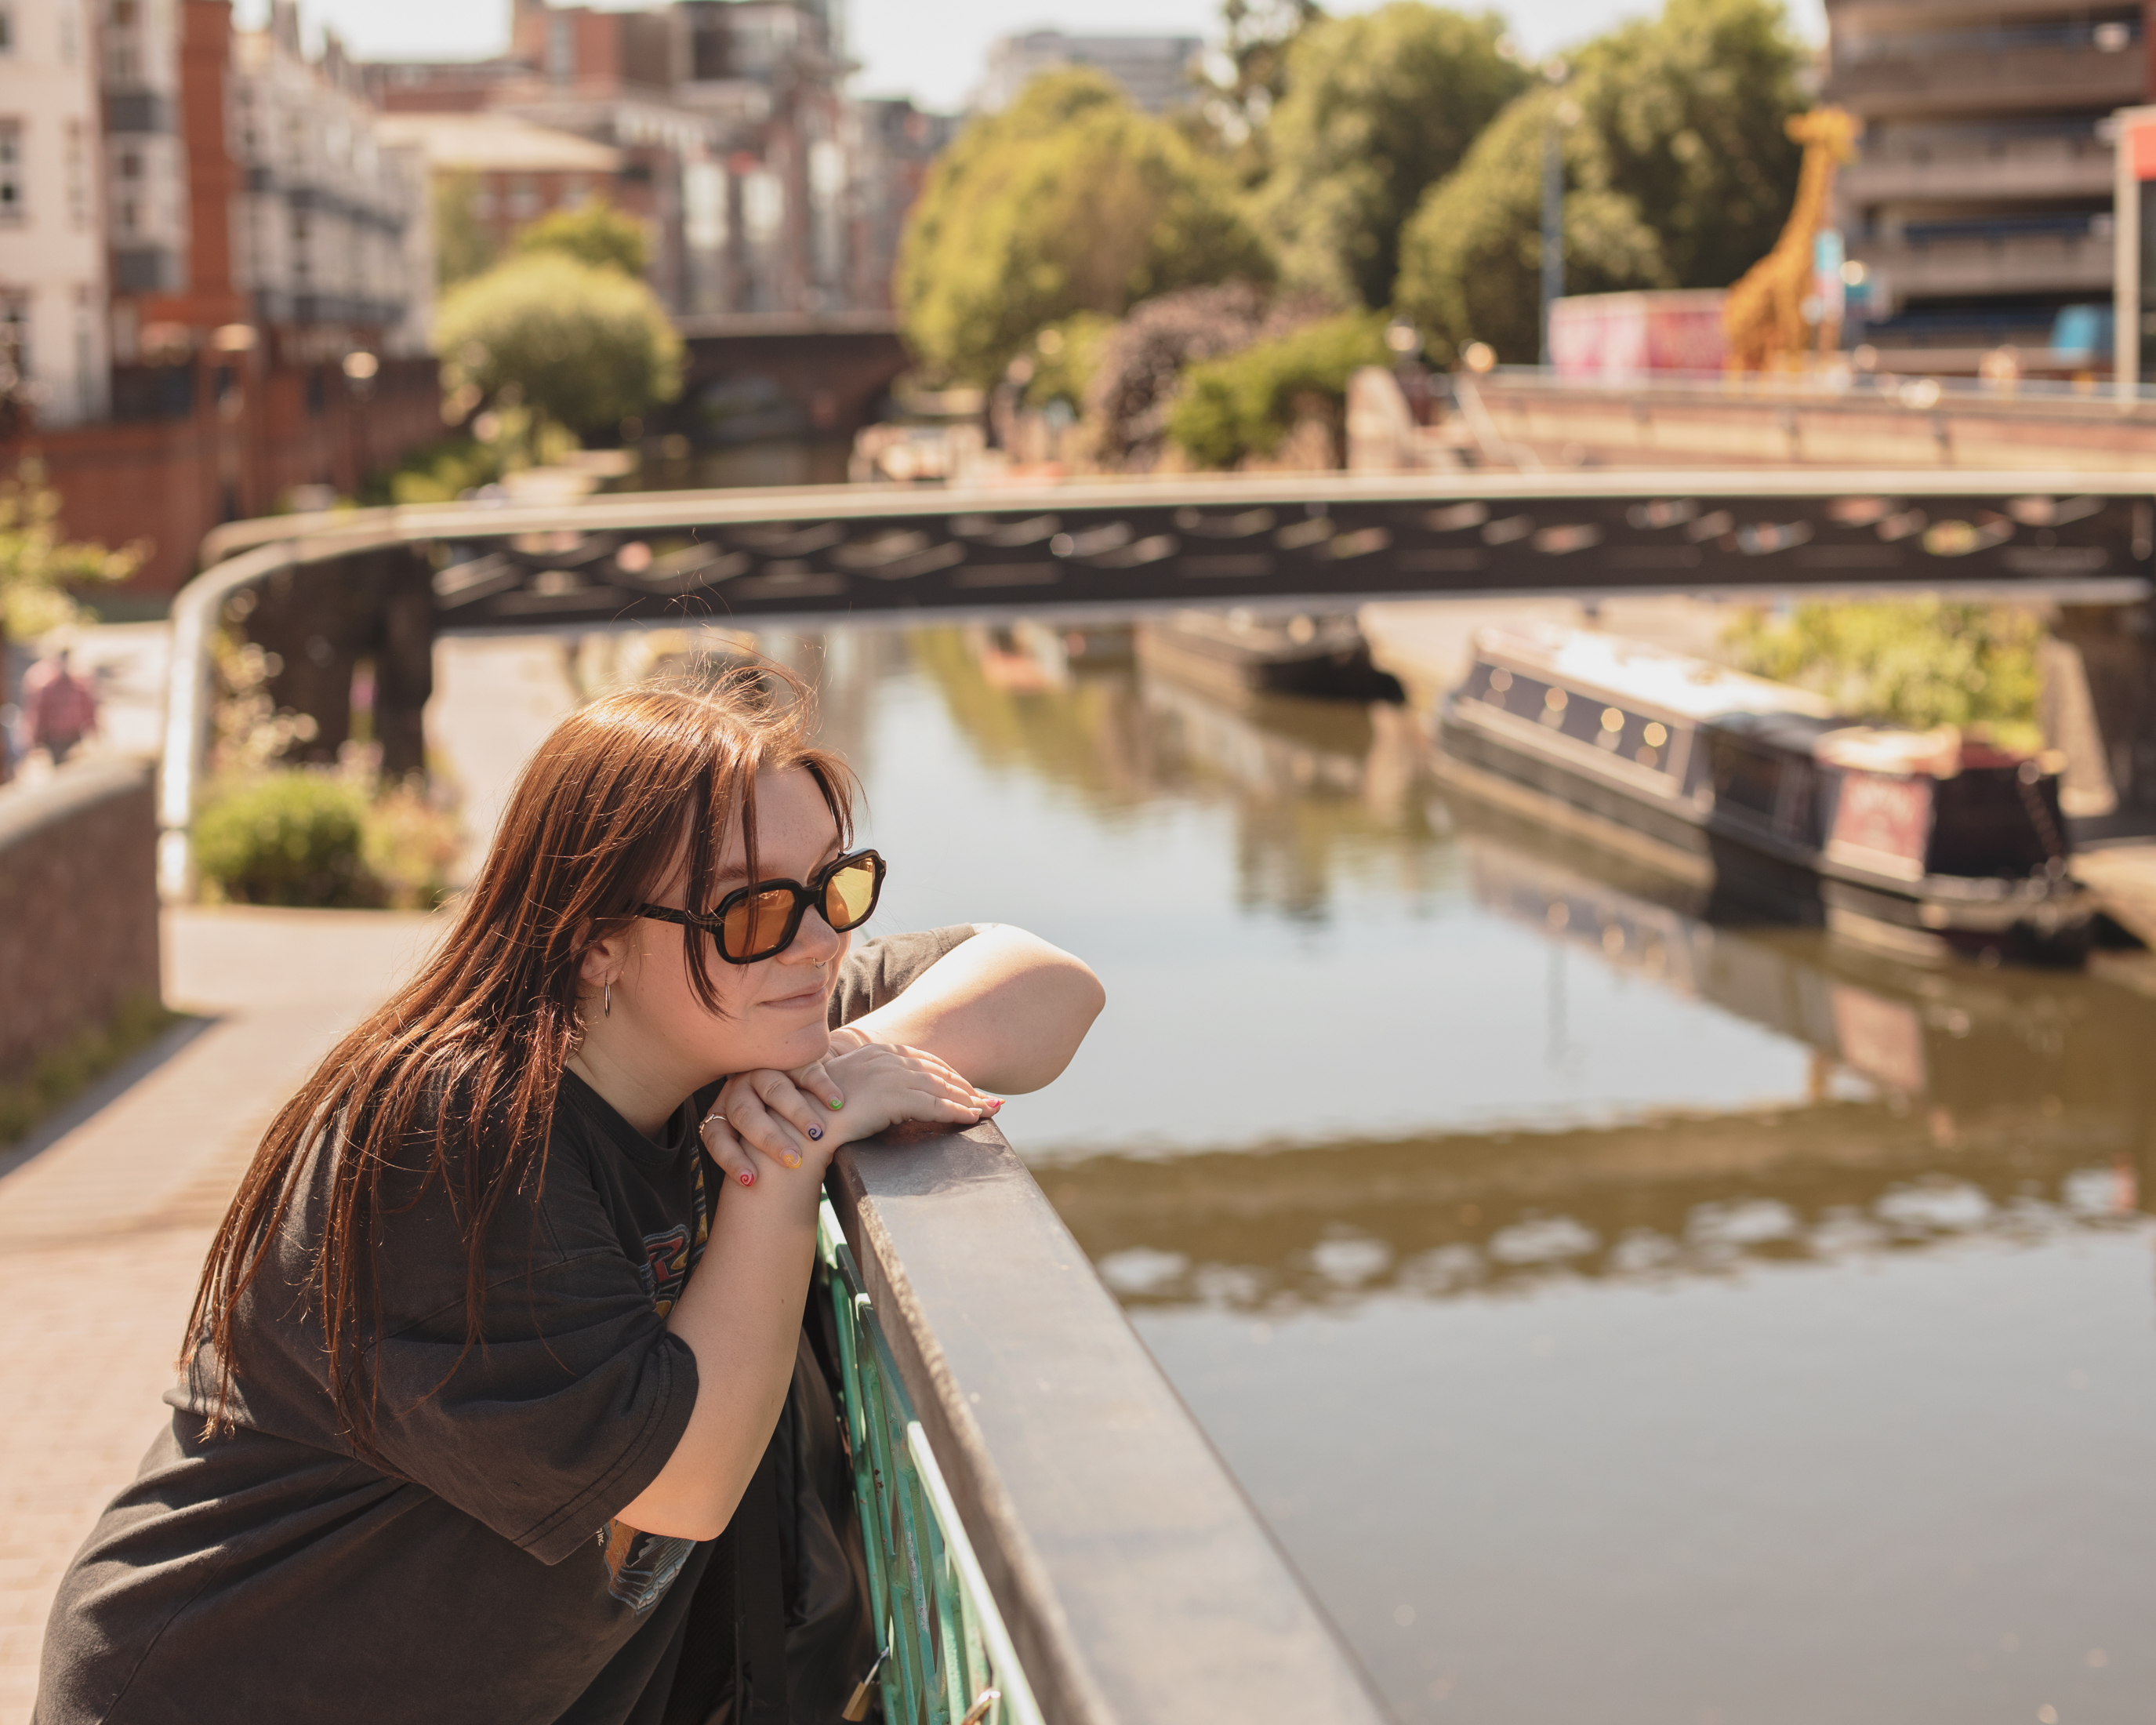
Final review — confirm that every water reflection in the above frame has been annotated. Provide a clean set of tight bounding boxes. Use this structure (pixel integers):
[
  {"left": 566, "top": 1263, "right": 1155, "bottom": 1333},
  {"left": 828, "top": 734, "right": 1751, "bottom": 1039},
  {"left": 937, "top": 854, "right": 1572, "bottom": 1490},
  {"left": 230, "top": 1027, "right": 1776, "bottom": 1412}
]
[
  {"left": 440, "top": 612, "right": 2156, "bottom": 1723},
  {"left": 906, "top": 622, "right": 1442, "bottom": 922}
]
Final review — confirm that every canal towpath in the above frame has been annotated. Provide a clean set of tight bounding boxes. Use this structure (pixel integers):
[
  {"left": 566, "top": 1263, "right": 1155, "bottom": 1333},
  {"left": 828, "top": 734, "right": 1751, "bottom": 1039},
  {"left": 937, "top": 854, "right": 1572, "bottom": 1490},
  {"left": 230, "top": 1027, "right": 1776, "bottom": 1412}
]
[{"left": 0, "top": 906, "right": 442, "bottom": 1725}]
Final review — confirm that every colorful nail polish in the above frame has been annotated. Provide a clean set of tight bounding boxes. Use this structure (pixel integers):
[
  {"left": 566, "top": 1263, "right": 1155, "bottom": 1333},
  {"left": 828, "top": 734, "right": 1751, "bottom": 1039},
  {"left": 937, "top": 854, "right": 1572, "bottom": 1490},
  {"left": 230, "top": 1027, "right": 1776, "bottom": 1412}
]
[
  {"left": 827, "top": 1096, "right": 844, "bottom": 1110},
  {"left": 739, "top": 1171, "right": 753, "bottom": 1186},
  {"left": 808, "top": 1126, "right": 823, "bottom": 1142}
]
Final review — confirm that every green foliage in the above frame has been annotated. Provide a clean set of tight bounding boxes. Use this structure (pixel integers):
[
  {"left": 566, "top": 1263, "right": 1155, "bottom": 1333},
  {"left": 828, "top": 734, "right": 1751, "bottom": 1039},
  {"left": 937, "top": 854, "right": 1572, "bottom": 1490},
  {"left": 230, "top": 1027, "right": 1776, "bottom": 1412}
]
[
  {"left": 1022, "top": 312, "right": 1116, "bottom": 412},
  {"left": 434, "top": 170, "right": 498, "bottom": 288},
  {"left": 897, "top": 70, "right": 1275, "bottom": 383},
  {"left": 194, "top": 770, "right": 461, "bottom": 910},
  {"left": 1393, "top": 0, "right": 1805, "bottom": 362},
  {"left": 1722, "top": 600, "right": 2045, "bottom": 750},
  {"left": 1258, "top": 4, "right": 1530, "bottom": 310},
  {"left": 369, "top": 412, "right": 580, "bottom": 507},
  {"left": 1166, "top": 312, "right": 1388, "bottom": 468},
  {"left": 0, "top": 459, "right": 139, "bottom": 642},
  {"left": 195, "top": 772, "right": 375, "bottom": 908},
  {"left": 0, "top": 991, "right": 177, "bottom": 1149},
  {"left": 1208, "top": 0, "right": 1325, "bottom": 175},
  {"left": 515, "top": 198, "right": 650, "bottom": 278},
  {"left": 435, "top": 252, "right": 683, "bottom": 438},
  {"left": 1394, "top": 89, "right": 1667, "bottom": 363}
]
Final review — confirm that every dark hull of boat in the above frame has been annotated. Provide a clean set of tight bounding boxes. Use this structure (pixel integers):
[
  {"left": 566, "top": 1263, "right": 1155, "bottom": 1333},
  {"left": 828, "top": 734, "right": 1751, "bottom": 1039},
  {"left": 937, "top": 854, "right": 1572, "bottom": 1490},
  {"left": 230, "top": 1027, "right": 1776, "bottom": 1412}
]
[
  {"left": 1436, "top": 707, "right": 2093, "bottom": 964},
  {"left": 1138, "top": 619, "right": 1406, "bottom": 708}
]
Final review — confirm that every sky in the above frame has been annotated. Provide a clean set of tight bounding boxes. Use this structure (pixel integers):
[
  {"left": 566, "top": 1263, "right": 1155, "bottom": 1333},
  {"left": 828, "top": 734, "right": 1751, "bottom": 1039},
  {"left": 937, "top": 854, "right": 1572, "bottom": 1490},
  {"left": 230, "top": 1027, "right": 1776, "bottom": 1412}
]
[{"left": 243, "top": 0, "right": 1828, "bottom": 111}]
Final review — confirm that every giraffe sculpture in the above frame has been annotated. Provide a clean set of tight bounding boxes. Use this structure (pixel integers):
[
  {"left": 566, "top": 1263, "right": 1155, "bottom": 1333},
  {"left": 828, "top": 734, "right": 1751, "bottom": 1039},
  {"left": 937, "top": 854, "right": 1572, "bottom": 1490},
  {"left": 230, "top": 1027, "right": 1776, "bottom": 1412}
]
[{"left": 1723, "top": 107, "right": 1863, "bottom": 376}]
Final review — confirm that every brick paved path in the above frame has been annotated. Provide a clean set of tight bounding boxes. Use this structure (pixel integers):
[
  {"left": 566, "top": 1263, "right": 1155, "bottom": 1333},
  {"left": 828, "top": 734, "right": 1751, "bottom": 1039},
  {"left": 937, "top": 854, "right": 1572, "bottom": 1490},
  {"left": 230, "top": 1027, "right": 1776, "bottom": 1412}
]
[{"left": 0, "top": 908, "right": 441, "bottom": 1723}]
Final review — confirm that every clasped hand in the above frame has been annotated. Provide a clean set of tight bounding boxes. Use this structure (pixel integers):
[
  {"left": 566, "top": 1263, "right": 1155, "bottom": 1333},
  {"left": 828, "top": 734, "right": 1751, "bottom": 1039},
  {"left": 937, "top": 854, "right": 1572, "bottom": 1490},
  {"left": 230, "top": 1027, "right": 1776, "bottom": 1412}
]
[{"left": 699, "top": 1030, "right": 1002, "bottom": 1188}]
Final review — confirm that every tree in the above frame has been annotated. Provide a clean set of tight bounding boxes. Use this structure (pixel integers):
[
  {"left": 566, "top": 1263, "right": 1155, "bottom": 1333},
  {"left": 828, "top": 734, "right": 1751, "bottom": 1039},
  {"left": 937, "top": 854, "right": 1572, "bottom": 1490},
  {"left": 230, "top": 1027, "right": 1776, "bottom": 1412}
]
[
  {"left": 1572, "top": 0, "right": 1807, "bottom": 292},
  {"left": 1394, "top": 0, "right": 1804, "bottom": 363},
  {"left": 433, "top": 171, "right": 498, "bottom": 288},
  {"left": 1394, "top": 89, "right": 1668, "bottom": 363},
  {"left": 434, "top": 252, "right": 684, "bottom": 438},
  {"left": 1202, "top": 0, "right": 1325, "bottom": 180},
  {"left": 1255, "top": 4, "right": 1529, "bottom": 310},
  {"left": 515, "top": 198, "right": 651, "bottom": 278},
  {"left": 897, "top": 70, "right": 1276, "bottom": 384}
]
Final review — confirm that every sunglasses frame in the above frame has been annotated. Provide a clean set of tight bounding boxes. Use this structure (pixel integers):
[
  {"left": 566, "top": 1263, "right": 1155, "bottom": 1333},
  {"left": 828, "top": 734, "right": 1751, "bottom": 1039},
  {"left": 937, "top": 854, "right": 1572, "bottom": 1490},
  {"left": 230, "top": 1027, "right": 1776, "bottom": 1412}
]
[{"left": 635, "top": 848, "right": 887, "bottom": 965}]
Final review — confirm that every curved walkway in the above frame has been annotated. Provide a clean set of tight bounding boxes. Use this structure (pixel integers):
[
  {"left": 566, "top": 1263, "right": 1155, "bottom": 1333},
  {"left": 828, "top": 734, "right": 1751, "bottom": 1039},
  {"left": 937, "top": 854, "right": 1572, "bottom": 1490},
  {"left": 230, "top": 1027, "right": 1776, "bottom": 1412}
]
[{"left": 0, "top": 908, "right": 442, "bottom": 1723}]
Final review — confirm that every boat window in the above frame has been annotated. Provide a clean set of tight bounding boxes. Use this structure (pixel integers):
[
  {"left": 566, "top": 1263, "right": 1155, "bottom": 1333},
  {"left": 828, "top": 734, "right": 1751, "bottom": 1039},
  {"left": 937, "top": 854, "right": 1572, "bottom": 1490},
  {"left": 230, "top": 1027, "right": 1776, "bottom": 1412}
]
[
  {"left": 1644, "top": 721, "right": 1668, "bottom": 748},
  {"left": 1489, "top": 666, "right": 1512, "bottom": 692},
  {"left": 1711, "top": 734, "right": 1786, "bottom": 819}
]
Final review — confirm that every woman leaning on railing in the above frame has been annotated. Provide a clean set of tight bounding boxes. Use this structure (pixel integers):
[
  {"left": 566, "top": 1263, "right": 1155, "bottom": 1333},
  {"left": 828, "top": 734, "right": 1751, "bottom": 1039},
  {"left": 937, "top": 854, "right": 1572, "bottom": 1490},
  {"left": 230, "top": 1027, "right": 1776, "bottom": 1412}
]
[{"left": 34, "top": 666, "right": 1103, "bottom": 1725}]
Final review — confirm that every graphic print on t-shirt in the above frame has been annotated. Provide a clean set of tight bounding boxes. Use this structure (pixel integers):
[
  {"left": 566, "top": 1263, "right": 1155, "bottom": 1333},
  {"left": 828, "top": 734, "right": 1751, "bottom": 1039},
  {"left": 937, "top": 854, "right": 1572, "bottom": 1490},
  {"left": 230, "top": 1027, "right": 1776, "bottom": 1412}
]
[{"left": 599, "top": 1151, "right": 713, "bottom": 1609}]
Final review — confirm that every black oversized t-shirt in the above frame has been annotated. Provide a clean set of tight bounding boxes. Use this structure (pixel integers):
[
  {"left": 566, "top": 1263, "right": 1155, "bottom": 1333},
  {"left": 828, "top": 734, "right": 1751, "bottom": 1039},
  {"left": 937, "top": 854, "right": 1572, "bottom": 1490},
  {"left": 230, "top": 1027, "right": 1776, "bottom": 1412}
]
[{"left": 34, "top": 927, "right": 974, "bottom": 1725}]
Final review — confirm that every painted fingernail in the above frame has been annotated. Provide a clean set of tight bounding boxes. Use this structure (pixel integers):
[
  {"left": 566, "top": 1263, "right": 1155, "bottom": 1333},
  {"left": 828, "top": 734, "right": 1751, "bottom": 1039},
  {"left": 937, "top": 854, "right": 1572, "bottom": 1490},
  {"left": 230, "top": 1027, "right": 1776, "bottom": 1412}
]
[
  {"left": 827, "top": 1097, "right": 844, "bottom": 1110},
  {"left": 739, "top": 1171, "right": 753, "bottom": 1187},
  {"left": 784, "top": 1153, "right": 801, "bottom": 1168},
  {"left": 808, "top": 1126, "right": 823, "bottom": 1142}
]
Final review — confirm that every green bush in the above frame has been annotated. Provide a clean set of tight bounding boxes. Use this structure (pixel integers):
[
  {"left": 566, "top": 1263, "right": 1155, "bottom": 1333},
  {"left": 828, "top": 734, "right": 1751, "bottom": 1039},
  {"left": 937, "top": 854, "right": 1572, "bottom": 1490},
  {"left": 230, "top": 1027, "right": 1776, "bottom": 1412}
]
[
  {"left": 1722, "top": 599, "right": 2045, "bottom": 750},
  {"left": 195, "top": 773, "right": 379, "bottom": 908},
  {"left": 1164, "top": 312, "right": 1387, "bottom": 468}
]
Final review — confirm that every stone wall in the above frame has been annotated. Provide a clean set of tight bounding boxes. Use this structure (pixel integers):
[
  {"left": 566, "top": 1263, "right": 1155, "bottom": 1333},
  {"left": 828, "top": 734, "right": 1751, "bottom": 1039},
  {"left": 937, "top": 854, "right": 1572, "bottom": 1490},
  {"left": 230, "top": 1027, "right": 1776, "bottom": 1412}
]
[{"left": 0, "top": 759, "right": 162, "bottom": 1079}]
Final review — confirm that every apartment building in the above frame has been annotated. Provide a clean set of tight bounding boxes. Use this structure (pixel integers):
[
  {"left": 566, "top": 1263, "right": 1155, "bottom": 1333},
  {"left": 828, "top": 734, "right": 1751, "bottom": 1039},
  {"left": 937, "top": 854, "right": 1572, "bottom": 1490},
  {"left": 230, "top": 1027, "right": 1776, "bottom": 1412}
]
[
  {"left": 1827, "top": 0, "right": 2147, "bottom": 354},
  {"left": 231, "top": 5, "right": 431, "bottom": 356},
  {"left": 976, "top": 31, "right": 1203, "bottom": 115},
  {"left": 0, "top": 0, "right": 107, "bottom": 424},
  {"left": 368, "top": 0, "right": 907, "bottom": 321}
]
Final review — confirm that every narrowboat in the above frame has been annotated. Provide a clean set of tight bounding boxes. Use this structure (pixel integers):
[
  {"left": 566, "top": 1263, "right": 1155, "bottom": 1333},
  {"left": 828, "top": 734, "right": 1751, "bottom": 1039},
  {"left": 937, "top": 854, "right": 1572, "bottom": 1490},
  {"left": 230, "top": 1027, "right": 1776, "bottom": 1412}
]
[
  {"left": 1136, "top": 610, "right": 1406, "bottom": 710},
  {"left": 1435, "top": 624, "right": 2091, "bottom": 963}
]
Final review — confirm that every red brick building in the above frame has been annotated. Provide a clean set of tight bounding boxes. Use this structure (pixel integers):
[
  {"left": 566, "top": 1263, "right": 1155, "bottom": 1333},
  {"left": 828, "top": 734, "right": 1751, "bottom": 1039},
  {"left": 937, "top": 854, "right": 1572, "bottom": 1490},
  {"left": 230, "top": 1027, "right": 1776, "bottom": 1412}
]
[{"left": 17, "top": 0, "right": 443, "bottom": 597}]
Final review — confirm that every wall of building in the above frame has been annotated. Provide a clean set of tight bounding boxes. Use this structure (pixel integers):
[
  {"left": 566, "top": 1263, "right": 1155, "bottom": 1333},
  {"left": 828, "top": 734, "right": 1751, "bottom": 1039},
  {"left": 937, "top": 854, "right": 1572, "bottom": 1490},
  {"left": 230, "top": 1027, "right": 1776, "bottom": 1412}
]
[
  {"left": 0, "top": 0, "right": 109, "bottom": 425},
  {"left": 0, "top": 758, "right": 160, "bottom": 1084},
  {"left": 1828, "top": 0, "right": 2151, "bottom": 352}
]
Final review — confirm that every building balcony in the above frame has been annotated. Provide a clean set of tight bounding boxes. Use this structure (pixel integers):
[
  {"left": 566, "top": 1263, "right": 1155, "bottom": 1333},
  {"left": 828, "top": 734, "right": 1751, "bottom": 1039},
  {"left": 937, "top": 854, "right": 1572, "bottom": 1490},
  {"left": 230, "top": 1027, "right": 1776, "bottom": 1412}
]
[
  {"left": 1827, "top": 42, "right": 2143, "bottom": 118},
  {"left": 1842, "top": 133, "right": 2113, "bottom": 205},
  {"left": 1855, "top": 216, "right": 2114, "bottom": 300}
]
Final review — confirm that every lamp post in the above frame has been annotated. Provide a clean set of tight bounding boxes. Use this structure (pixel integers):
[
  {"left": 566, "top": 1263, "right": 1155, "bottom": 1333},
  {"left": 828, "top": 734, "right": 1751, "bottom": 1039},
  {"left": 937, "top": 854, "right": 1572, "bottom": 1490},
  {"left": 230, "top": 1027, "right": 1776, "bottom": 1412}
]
[
  {"left": 2112, "top": 103, "right": 2156, "bottom": 402},
  {"left": 1539, "top": 67, "right": 1577, "bottom": 369}
]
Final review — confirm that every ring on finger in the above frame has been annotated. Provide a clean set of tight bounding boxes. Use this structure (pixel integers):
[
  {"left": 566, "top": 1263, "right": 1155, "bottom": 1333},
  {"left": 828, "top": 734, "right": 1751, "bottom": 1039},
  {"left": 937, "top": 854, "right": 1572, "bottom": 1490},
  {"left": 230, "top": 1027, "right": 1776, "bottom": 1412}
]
[{"left": 703, "top": 1112, "right": 729, "bottom": 1130}]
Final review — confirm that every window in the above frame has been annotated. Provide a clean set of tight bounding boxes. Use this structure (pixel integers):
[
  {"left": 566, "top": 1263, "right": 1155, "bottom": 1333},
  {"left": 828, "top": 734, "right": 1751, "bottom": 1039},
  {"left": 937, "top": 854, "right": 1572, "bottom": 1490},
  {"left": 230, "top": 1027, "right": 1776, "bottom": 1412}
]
[
  {"left": 64, "top": 122, "right": 86, "bottom": 228},
  {"left": 0, "top": 123, "right": 24, "bottom": 223},
  {"left": 0, "top": 294, "right": 31, "bottom": 398}
]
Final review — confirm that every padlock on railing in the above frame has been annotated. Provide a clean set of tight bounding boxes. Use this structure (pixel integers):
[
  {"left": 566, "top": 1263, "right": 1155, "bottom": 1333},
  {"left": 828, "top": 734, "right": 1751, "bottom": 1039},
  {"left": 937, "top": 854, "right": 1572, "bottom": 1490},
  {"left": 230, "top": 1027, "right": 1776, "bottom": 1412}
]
[{"left": 840, "top": 1646, "right": 891, "bottom": 1723}]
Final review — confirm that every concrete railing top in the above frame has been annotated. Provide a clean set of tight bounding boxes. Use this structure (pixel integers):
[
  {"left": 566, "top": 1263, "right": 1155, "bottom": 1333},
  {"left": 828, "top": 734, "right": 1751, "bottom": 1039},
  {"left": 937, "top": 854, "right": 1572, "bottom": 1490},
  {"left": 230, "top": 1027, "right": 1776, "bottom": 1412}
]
[
  {"left": 828, "top": 1121, "right": 1392, "bottom": 1725},
  {"left": 0, "top": 755, "right": 152, "bottom": 853}
]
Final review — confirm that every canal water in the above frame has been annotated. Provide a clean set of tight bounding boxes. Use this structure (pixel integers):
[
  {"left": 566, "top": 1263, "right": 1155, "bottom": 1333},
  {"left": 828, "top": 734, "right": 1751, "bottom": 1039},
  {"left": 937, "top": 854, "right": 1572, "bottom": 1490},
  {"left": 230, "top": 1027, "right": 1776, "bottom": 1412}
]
[{"left": 436, "top": 616, "right": 2156, "bottom": 1725}]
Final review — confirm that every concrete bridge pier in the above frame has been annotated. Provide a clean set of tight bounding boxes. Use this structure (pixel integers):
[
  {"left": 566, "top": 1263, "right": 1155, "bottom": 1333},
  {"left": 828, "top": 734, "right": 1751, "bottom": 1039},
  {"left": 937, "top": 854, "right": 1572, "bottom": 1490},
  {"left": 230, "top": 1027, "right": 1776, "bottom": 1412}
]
[{"left": 241, "top": 547, "right": 436, "bottom": 782}]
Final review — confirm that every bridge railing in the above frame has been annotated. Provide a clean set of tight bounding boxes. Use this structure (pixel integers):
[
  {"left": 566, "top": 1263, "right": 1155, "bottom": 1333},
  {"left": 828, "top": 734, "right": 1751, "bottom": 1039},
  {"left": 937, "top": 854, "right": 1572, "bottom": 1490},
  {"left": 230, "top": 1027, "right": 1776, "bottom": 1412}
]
[{"left": 822, "top": 1120, "right": 1392, "bottom": 1725}]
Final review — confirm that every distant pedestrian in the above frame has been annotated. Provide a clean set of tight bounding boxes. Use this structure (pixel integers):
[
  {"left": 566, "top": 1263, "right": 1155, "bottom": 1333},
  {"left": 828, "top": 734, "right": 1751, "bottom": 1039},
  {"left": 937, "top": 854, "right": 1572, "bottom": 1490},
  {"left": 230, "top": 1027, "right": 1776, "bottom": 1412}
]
[{"left": 21, "top": 646, "right": 97, "bottom": 764}]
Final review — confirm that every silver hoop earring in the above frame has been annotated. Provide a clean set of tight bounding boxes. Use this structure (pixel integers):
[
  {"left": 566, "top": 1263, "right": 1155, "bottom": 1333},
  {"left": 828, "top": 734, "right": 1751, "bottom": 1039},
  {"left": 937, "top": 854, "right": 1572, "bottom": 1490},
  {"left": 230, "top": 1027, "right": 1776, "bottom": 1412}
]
[{"left": 604, "top": 982, "right": 612, "bottom": 1018}]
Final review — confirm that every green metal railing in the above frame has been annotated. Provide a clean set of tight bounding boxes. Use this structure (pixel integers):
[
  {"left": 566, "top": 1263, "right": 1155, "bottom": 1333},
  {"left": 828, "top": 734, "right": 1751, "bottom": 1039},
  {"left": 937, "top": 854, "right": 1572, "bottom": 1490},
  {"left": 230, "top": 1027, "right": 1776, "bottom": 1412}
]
[{"left": 817, "top": 1198, "right": 1044, "bottom": 1725}]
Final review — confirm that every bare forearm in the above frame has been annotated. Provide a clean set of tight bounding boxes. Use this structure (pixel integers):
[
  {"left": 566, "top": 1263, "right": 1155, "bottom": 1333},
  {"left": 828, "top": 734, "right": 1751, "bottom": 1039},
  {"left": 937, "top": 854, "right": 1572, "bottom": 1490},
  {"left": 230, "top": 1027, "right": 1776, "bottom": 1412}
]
[
  {"left": 614, "top": 1167, "right": 822, "bottom": 1540},
  {"left": 843, "top": 924, "right": 1104, "bottom": 1094}
]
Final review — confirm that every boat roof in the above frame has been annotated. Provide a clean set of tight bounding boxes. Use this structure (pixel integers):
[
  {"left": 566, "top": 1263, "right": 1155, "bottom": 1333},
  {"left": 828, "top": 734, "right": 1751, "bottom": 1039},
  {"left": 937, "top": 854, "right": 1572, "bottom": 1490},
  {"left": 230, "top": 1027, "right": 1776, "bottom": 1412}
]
[{"left": 1473, "top": 623, "right": 1844, "bottom": 724}]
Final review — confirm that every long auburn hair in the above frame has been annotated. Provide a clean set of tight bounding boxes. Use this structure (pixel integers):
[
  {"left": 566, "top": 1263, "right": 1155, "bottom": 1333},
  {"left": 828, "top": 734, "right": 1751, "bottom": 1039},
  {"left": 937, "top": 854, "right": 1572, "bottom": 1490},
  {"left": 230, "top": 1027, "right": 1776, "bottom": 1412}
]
[{"left": 184, "top": 666, "right": 858, "bottom": 1458}]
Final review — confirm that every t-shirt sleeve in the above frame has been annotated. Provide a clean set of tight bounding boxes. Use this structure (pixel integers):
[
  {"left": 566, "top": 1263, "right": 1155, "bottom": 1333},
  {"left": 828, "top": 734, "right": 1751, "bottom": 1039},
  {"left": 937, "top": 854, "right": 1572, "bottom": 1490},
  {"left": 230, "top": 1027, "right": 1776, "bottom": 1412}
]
[
  {"left": 354, "top": 1152, "right": 699, "bottom": 1567},
  {"left": 828, "top": 924, "right": 978, "bottom": 1030}
]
